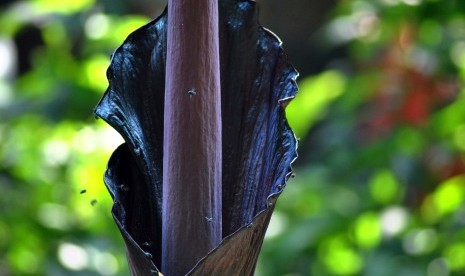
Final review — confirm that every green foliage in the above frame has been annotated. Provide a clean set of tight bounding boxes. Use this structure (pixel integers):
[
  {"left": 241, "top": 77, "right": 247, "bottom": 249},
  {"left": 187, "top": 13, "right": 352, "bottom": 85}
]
[
  {"left": 287, "top": 70, "right": 346, "bottom": 139},
  {"left": 258, "top": 1, "right": 465, "bottom": 275},
  {"left": 0, "top": 0, "right": 152, "bottom": 274},
  {"left": 1, "top": 0, "right": 465, "bottom": 275}
]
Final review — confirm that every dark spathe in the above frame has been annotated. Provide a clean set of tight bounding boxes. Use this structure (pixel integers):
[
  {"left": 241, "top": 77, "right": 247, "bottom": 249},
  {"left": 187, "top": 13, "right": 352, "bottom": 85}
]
[{"left": 94, "top": 0, "right": 298, "bottom": 274}]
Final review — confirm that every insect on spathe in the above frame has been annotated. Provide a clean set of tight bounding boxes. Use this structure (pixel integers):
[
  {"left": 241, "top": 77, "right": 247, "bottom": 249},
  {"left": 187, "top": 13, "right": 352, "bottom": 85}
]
[{"left": 187, "top": 88, "right": 196, "bottom": 98}]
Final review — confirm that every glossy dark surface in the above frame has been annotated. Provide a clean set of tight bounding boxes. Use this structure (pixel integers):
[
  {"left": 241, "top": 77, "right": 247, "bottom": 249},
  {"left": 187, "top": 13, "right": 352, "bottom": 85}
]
[{"left": 95, "top": 0, "right": 298, "bottom": 274}]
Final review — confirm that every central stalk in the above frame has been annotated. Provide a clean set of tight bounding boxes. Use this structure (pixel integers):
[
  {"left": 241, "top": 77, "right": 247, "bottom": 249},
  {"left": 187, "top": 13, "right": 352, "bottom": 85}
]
[{"left": 162, "top": 0, "right": 222, "bottom": 275}]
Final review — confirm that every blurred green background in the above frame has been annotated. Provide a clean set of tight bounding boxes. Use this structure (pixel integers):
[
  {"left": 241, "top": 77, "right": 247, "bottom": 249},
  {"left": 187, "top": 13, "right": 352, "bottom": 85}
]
[{"left": 1, "top": 0, "right": 465, "bottom": 275}]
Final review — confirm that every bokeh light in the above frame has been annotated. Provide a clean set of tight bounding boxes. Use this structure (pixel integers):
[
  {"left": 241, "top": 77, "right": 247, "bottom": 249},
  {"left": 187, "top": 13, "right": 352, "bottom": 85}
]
[{"left": 2, "top": 0, "right": 465, "bottom": 275}]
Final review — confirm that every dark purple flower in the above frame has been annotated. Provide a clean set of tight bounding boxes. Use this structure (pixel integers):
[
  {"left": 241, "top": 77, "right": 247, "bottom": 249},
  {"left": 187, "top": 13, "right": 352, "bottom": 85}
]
[{"left": 95, "top": 0, "right": 298, "bottom": 274}]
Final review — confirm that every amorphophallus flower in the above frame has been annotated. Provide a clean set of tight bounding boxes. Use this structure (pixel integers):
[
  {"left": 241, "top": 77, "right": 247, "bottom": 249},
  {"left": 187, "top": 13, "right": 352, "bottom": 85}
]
[{"left": 95, "top": 0, "right": 298, "bottom": 275}]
